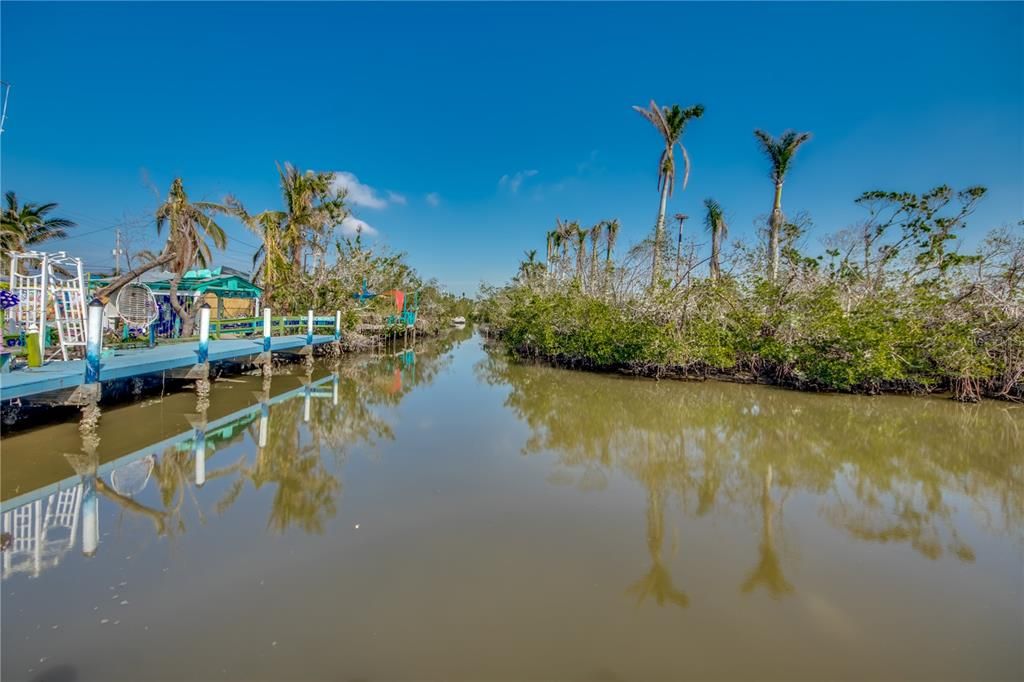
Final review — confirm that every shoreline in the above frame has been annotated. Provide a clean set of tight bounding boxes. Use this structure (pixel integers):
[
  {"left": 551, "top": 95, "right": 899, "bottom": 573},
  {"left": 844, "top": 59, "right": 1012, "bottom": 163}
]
[{"left": 483, "top": 335, "right": 1021, "bottom": 403}]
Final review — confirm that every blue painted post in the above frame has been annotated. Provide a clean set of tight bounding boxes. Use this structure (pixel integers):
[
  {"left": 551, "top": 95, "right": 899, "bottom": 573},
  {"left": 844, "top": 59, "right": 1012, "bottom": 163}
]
[
  {"left": 306, "top": 309, "right": 314, "bottom": 345},
  {"left": 334, "top": 310, "right": 341, "bottom": 341},
  {"left": 84, "top": 299, "right": 104, "bottom": 384},
  {"left": 263, "top": 307, "right": 272, "bottom": 353},
  {"left": 197, "top": 303, "right": 211, "bottom": 364},
  {"left": 148, "top": 324, "right": 156, "bottom": 348}
]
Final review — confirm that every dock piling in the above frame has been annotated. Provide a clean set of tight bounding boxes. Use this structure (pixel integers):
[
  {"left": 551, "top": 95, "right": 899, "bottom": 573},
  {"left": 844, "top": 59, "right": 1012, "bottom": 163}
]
[
  {"left": 85, "top": 299, "right": 104, "bottom": 384},
  {"left": 263, "top": 307, "right": 272, "bottom": 352},
  {"left": 306, "top": 309, "right": 314, "bottom": 346},
  {"left": 197, "top": 303, "right": 211, "bottom": 364},
  {"left": 334, "top": 310, "right": 341, "bottom": 341}
]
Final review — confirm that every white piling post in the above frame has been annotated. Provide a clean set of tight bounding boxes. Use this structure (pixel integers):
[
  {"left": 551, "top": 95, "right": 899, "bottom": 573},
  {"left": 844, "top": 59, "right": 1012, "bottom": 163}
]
[
  {"left": 306, "top": 309, "right": 314, "bottom": 345},
  {"left": 85, "top": 299, "right": 104, "bottom": 384},
  {"left": 194, "top": 430, "right": 206, "bottom": 487},
  {"left": 197, "top": 302, "right": 211, "bottom": 364},
  {"left": 263, "top": 306, "right": 272, "bottom": 353},
  {"left": 82, "top": 478, "right": 98, "bottom": 557},
  {"left": 38, "top": 252, "right": 49, "bottom": 359},
  {"left": 259, "top": 402, "right": 269, "bottom": 448},
  {"left": 334, "top": 310, "right": 341, "bottom": 341}
]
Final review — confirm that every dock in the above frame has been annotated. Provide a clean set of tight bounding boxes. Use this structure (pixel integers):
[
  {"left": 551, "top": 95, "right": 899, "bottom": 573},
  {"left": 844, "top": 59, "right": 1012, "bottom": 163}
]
[{"left": 0, "top": 334, "right": 337, "bottom": 403}]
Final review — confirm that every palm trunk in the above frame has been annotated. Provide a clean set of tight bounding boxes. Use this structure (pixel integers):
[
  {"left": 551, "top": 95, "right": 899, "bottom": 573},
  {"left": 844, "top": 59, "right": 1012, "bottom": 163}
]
[
  {"left": 168, "top": 273, "right": 194, "bottom": 337},
  {"left": 768, "top": 182, "right": 783, "bottom": 282},
  {"left": 711, "top": 226, "right": 721, "bottom": 281},
  {"left": 675, "top": 218, "right": 684, "bottom": 284},
  {"left": 652, "top": 181, "right": 670, "bottom": 287},
  {"left": 92, "top": 252, "right": 175, "bottom": 302}
]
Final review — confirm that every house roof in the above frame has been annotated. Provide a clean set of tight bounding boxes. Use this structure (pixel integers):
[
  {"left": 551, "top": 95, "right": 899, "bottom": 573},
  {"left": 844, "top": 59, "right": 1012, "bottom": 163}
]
[{"left": 92, "top": 267, "right": 262, "bottom": 299}]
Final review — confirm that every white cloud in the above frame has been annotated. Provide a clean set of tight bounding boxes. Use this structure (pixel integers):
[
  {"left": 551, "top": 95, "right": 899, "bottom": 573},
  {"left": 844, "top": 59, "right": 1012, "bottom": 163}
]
[
  {"left": 340, "top": 216, "right": 378, "bottom": 237},
  {"left": 498, "top": 169, "right": 539, "bottom": 193},
  {"left": 425, "top": 192, "right": 441, "bottom": 207},
  {"left": 331, "top": 171, "right": 405, "bottom": 210}
]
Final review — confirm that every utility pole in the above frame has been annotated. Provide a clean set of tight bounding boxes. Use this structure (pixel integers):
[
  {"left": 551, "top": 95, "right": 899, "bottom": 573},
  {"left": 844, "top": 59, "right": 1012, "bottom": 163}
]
[{"left": 113, "top": 229, "right": 124, "bottom": 276}]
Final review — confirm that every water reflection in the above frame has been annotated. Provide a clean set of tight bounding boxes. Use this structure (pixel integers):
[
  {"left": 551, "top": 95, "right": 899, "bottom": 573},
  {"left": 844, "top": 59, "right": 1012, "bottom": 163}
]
[
  {"left": 477, "top": 349, "right": 1024, "bottom": 602},
  {"left": 0, "top": 328, "right": 470, "bottom": 579}
]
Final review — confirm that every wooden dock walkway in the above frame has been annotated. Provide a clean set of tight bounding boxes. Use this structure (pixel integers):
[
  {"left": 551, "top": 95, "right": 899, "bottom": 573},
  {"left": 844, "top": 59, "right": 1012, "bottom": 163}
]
[{"left": 0, "top": 334, "right": 336, "bottom": 402}]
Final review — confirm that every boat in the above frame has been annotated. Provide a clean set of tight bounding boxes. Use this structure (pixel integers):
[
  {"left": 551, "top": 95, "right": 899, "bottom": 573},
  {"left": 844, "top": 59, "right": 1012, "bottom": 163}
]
[{"left": 452, "top": 316, "right": 466, "bottom": 326}]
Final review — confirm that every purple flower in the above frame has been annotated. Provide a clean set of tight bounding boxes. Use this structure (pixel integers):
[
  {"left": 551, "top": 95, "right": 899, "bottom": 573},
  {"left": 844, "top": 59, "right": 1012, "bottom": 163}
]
[{"left": 0, "top": 290, "right": 19, "bottom": 310}]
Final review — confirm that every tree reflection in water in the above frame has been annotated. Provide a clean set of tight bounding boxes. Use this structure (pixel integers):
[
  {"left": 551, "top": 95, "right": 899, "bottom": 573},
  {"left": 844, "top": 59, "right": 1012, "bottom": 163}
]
[
  {"left": 93, "top": 329, "right": 469, "bottom": 541},
  {"left": 476, "top": 348, "right": 1024, "bottom": 603}
]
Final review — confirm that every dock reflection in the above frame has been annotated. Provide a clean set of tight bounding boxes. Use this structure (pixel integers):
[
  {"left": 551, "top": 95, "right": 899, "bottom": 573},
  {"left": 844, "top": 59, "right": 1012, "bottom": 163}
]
[{"left": 1, "top": 329, "right": 468, "bottom": 579}]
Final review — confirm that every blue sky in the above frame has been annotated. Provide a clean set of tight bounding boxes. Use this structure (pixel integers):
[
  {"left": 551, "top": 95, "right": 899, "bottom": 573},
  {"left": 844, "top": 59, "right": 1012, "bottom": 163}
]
[{"left": 2, "top": 2, "right": 1021, "bottom": 294}]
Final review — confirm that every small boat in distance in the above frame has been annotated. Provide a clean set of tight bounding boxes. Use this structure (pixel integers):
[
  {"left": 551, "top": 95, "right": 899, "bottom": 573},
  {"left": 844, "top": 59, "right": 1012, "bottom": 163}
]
[{"left": 452, "top": 316, "right": 466, "bottom": 326}]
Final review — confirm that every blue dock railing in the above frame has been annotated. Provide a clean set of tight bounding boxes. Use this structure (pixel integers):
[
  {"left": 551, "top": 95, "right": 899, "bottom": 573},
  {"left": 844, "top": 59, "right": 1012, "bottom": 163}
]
[{"left": 80, "top": 304, "right": 344, "bottom": 387}]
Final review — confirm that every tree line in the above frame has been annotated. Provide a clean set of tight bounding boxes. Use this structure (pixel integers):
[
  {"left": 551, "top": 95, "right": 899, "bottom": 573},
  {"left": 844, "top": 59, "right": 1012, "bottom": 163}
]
[{"left": 481, "top": 100, "right": 1023, "bottom": 402}]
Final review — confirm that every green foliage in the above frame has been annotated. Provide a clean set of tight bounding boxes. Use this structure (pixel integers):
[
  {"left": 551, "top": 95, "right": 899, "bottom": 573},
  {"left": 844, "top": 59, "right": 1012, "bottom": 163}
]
[{"left": 485, "top": 184, "right": 1023, "bottom": 401}]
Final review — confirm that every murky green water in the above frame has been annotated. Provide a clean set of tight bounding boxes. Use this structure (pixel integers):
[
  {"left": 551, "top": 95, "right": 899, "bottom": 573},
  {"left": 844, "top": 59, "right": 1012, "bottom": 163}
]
[{"left": 2, "top": 330, "right": 1022, "bottom": 681}]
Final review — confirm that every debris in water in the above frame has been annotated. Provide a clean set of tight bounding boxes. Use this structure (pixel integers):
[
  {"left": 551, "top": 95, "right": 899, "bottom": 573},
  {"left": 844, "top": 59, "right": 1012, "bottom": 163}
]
[
  {"left": 120, "top": 600, "right": 129, "bottom": 606},
  {"left": 354, "top": 523, "right": 360, "bottom": 529},
  {"left": 100, "top": 619, "right": 109, "bottom": 624}
]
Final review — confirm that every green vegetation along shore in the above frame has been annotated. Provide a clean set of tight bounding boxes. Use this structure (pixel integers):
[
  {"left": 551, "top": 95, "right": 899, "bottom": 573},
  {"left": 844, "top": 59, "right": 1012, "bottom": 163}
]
[{"left": 481, "top": 102, "right": 1023, "bottom": 402}]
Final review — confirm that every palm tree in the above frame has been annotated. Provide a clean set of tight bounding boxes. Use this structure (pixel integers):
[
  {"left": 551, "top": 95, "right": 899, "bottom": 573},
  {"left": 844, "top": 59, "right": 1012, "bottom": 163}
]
[
  {"left": 588, "top": 223, "right": 602, "bottom": 288},
  {"left": 229, "top": 163, "right": 347, "bottom": 303},
  {"left": 155, "top": 178, "right": 229, "bottom": 335},
  {"left": 633, "top": 100, "right": 705, "bottom": 286},
  {"left": 1, "top": 191, "right": 76, "bottom": 260},
  {"left": 673, "top": 213, "right": 688, "bottom": 284},
  {"left": 574, "top": 225, "right": 587, "bottom": 283},
  {"left": 703, "top": 198, "right": 728, "bottom": 281},
  {"left": 518, "top": 249, "right": 541, "bottom": 282},
  {"left": 605, "top": 219, "right": 620, "bottom": 267},
  {"left": 753, "top": 129, "right": 812, "bottom": 281},
  {"left": 276, "top": 162, "right": 346, "bottom": 272}
]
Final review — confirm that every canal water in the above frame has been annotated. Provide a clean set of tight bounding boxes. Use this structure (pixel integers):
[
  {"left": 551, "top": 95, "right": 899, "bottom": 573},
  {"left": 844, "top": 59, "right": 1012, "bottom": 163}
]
[{"left": 1, "top": 330, "right": 1021, "bottom": 681}]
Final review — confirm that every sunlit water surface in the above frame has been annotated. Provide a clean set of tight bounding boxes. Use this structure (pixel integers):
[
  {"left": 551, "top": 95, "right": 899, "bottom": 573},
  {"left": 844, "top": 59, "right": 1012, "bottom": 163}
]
[{"left": 2, "top": 330, "right": 1022, "bottom": 681}]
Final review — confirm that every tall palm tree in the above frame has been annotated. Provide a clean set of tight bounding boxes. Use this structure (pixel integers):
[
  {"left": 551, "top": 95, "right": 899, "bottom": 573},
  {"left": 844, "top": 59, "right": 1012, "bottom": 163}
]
[
  {"left": 605, "top": 219, "right": 620, "bottom": 267},
  {"left": 277, "top": 162, "right": 347, "bottom": 272},
  {"left": 703, "top": 198, "right": 728, "bottom": 281},
  {"left": 588, "top": 223, "right": 602, "bottom": 288},
  {"left": 155, "top": 178, "right": 229, "bottom": 335},
  {"left": 1, "top": 191, "right": 76, "bottom": 259},
  {"left": 633, "top": 100, "right": 705, "bottom": 286},
  {"left": 229, "top": 163, "right": 347, "bottom": 303},
  {"left": 673, "top": 213, "right": 688, "bottom": 284},
  {"left": 753, "top": 129, "right": 812, "bottom": 281},
  {"left": 574, "top": 225, "right": 588, "bottom": 283}
]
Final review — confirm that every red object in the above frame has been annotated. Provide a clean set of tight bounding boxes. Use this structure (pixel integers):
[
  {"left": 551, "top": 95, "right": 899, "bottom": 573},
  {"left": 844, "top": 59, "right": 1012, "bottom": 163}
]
[{"left": 381, "top": 290, "right": 405, "bottom": 314}]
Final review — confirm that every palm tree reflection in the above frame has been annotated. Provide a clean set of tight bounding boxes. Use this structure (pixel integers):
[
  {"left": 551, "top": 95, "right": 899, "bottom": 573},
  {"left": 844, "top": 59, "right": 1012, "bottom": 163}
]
[{"left": 476, "top": 349, "right": 1023, "bottom": 604}]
